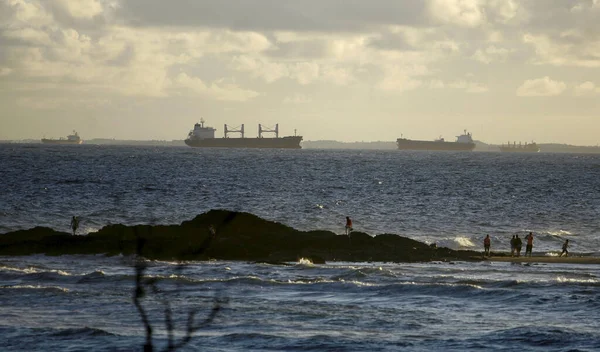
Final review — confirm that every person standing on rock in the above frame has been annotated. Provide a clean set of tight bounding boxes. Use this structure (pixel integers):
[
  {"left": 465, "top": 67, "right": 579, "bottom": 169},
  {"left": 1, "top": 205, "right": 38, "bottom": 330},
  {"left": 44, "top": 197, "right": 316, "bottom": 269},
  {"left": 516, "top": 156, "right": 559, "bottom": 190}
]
[
  {"left": 560, "top": 239, "right": 569, "bottom": 257},
  {"left": 525, "top": 232, "right": 534, "bottom": 257},
  {"left": 70, "top": 216, "right": 80, "bottom": 235},
  {"left": 345, "top": 216, "right": 353, "bottom": 236},
  {"left": 510, "top": 235, "right": 516, "bottom": 257},
  {"left": 515, "top": 235, "right": 523, "bottom": 257},
  {"left": 483, "top": 235, "right": 491, "bottom": 257}
]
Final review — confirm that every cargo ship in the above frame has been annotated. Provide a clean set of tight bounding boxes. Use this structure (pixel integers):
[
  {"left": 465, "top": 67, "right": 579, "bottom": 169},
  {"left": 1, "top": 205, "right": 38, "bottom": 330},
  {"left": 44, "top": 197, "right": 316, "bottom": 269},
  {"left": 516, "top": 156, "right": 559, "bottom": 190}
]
[
  {"left": 396, "top": 130, "right": 475, "bottom": 151},
  {"left": 499, "top": 141, "right": 540, "bottom": 153},
  {"left": 41, "top": 131, "right": 83, "bottom": 144},
  {"left": 185, "top": 120, "right": 302, "bottom": 149}
]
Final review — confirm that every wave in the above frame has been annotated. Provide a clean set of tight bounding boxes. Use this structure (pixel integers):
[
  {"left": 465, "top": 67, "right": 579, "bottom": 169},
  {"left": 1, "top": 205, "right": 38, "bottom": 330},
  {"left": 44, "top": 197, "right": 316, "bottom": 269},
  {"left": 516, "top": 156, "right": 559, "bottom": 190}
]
[
  {"left": 50, "top": 327, "right": 116, "bottom": 337},
  {"left": 0, "top": 284, "right": 69, "bottom": 293},
  {"left": 76, "top": 270, "right": 106, "bottom": 283}
]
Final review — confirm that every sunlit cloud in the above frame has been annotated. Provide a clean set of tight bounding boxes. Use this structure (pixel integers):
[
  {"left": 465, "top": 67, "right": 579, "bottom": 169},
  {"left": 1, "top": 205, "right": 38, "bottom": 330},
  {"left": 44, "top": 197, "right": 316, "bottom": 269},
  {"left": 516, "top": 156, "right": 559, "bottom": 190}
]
[{"left": 516, "top": 77, "right": 566, "bottom": 97}]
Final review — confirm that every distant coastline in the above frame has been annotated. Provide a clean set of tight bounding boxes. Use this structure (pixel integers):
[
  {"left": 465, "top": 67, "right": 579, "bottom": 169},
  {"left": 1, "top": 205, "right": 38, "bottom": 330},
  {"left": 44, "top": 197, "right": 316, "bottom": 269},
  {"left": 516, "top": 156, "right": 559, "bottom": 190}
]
[{"left": 2, "top": 139, "right": 600, "bottom": 153}]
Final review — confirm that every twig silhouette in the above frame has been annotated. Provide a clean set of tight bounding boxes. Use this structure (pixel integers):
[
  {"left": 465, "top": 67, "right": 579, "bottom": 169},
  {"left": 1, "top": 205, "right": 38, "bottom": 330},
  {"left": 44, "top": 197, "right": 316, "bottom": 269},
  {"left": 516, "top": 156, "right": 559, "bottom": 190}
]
[{"left": 133, "top": 223, "right": 226, "bottom": 352}]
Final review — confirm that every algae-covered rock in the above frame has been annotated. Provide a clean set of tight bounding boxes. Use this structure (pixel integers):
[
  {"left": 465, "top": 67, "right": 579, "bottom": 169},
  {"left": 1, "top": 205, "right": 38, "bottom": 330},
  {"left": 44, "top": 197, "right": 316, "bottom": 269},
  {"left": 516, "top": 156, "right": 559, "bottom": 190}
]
[{"left": 0, "top": 210, "right": 481, "bottom": 263}]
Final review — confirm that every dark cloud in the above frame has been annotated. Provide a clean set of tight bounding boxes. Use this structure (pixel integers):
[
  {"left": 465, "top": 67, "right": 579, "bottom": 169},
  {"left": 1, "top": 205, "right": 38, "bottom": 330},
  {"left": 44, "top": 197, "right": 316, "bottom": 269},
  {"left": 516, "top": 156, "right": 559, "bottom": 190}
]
[
  {"left": 114, "top": 0, "right": 428, "bottom": 32},
  {"left": 367, "top": 32, "right": 422, "bottom": 52},
  {"left": 264, "top": 40, "right": 332, "bottom": 59}
]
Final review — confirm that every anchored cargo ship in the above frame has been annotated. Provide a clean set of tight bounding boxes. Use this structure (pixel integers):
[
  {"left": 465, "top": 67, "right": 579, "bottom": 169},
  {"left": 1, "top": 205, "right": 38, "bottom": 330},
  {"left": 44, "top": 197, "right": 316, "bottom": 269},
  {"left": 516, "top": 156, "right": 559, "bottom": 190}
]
[
  {"left": 396, "top": 130, "right": 475, "bottom": 151},
  {"left": 185, "top": 120, "right": 302, "bottom": 149},
  {"left": 499, "top": 141, "right": 540, "bottom": 153},
  {"left": 41, "top": 131, "right": 83, "bottom": 144}
]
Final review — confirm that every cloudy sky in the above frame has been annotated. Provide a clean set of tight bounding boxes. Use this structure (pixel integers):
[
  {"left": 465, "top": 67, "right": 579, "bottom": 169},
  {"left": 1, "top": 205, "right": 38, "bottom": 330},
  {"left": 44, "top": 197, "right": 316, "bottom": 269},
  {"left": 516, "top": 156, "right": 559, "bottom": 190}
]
[{"left": 1, "top": 0, "right": 599, "bottom": 144}]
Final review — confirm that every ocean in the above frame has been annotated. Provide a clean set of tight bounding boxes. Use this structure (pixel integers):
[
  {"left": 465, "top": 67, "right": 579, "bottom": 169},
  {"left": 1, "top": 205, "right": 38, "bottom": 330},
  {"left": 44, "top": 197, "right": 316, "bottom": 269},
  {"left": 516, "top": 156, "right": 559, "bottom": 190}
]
[{"left": 1, "top": 144, "right": 600, "bottom": 351}]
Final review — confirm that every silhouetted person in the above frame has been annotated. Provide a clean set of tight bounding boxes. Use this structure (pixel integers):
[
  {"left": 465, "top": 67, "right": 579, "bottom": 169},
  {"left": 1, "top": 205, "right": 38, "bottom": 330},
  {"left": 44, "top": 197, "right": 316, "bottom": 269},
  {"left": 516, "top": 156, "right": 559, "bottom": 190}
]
[
  {"left": 70, "top": 216, "right": 80, "bottom": 235},
  {"left": 483, "top": 235, "right": 491, "bottom": 257},
  {"left": 560, "top": 239, "right": 569, "bottom": 257},
  {"left": 525, "top": 232, "right": 534, "bottom": 257},
  {"left": 345, "top": 216, "right": 353, "bottom": 236},
  {"left": 515, "top": 235, "right": 522, "bottom": 257},
  {"left": 510, "top": 235, "right": 516, "bottom": 257}
]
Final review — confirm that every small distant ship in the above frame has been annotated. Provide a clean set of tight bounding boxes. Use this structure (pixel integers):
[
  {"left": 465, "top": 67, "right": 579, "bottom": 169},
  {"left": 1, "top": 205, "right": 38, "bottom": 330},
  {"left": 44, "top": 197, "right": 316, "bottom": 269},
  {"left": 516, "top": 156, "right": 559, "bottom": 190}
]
[
  {"left": 396, "top": 130, "right": 475, "bottom": 151},
  {"left": 499, "top": 141, "right": 540, "bottom": 153},
  {"left": 41, "top": 131, "right": 83, "bottom": 145},
  {"left": 185, "top": 119, "right": 302, "bottom": 149}
]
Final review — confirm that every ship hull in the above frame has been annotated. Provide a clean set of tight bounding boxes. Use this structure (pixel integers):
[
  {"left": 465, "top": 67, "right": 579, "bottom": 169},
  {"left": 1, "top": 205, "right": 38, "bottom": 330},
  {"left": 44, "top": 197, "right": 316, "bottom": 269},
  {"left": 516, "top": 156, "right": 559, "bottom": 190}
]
[
  {"left": 185, "top": 136, "right": 302, "bottom": 149},
  {"left": 499, "top": 146, "right": 540, "bottom": 153},
  {"left": 41, "top": 139, "right": 83, "bottom": 145},
  {"left": 396, "top": 139, "right": 475, "bottom": 151}
]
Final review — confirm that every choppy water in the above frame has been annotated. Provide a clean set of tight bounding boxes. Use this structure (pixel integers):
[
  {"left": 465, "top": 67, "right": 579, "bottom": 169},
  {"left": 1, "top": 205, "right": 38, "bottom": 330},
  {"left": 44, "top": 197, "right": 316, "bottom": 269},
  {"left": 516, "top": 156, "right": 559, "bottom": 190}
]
[
  {"left": 2, "top": 144, "right": 600, "bottom": 351},
  {"left": 2, "top": 256, "right": 600, "bottom": 351},
  {"left": 1, "top": 144, "right": 599, "bottom": 253}
]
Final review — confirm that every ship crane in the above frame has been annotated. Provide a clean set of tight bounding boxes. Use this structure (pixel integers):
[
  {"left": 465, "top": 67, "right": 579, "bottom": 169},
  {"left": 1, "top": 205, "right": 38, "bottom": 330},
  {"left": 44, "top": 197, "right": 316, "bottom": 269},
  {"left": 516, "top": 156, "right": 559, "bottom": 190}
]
[
  {"left": 259, "top": 124, "right": 279, "bottom": 138},
  {"left": 224, "top": 124, "right": 244, "bottom": 138}
]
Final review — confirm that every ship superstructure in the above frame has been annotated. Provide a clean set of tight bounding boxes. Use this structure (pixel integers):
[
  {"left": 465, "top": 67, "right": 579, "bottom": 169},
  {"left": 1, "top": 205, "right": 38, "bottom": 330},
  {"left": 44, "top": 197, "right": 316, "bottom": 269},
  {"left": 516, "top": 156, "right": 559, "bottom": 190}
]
[
  {"left": 185, "top": 119, "right": 302, "bottom": 149},
  {"left": 396, "top": 130, "right": 475, "bottom": 151}
]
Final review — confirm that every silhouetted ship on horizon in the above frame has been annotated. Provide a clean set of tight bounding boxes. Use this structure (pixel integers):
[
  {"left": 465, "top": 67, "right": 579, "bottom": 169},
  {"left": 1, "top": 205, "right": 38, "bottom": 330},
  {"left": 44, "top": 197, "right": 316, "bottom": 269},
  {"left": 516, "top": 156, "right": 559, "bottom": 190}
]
[
  {"left": 41, "top": 131, "right": 83, "bottom": 145},
  {"left": 184, "top": 119, "right": 302, "bottom": 149},
  {"left": 396, "top": 130, "right": 475, "bottom": 151},
  {"left": 499, "top": 141, "right": 540, "bottom": 153}
]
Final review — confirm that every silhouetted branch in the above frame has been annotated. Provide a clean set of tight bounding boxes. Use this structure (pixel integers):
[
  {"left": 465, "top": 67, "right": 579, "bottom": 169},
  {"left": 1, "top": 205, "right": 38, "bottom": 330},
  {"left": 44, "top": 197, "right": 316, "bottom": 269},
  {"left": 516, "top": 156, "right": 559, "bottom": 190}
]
[{"left": 133, "top": 225, "right": 226, "bottom": 352}]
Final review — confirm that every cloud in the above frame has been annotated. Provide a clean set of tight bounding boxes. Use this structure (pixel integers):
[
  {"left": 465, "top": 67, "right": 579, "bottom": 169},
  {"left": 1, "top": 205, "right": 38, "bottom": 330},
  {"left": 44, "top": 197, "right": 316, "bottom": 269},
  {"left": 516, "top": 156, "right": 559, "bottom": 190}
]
[
  {"left": 523, "top": 32, "right": 600, "bottom": 68},
  {"left": 174, "top": 72, "right": 259, "bottom": 101},
  {"left": 472, "top": 45, "right": 511, "bottom": 64},
  {"left": 113, "top": 0, "right": 428, "bottom": 32},
  {"left": 516, "top": 76, "right": 566, "bottom": 97},
  {"left": 377, "top": 65, "right": 423, "bottom": 92},
  {"left": 50, "top": 0, "right": 104, "bottom": 19},
  {"left": 428, "top": 0, "right": 485, "bottom": 28},
  {"left": 574, "top": 81, "right": 600, "bottom": 96}
]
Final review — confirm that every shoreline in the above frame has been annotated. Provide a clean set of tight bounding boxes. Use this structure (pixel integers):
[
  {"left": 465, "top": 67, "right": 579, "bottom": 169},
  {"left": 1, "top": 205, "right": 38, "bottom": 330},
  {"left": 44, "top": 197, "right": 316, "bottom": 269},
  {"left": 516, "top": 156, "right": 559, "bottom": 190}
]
[{"left": 487, "top": 256, "right": 600, "bottom": 265}]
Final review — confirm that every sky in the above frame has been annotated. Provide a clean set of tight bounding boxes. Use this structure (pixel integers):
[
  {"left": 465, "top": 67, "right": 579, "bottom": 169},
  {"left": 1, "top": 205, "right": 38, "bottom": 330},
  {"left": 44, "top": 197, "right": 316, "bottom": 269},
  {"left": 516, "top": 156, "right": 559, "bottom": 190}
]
[{"left": 0, "top": 0, "right": 599, "bottom": 144}]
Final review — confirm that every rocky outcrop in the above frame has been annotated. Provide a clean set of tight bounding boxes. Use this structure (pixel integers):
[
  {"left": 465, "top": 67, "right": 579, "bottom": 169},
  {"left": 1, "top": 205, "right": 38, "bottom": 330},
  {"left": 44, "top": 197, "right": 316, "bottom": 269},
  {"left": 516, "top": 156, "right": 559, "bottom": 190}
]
[{"left": 0, "top": 210, "right": 482, "bottom": 262}]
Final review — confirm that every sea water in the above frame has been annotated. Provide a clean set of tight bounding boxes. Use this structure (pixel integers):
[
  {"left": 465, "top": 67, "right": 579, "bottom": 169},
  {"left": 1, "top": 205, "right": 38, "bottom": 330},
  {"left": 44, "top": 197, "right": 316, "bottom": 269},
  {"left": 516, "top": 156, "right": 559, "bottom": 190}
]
[{"left": 1, "top": 145, "right": 600, "bottom": 351}]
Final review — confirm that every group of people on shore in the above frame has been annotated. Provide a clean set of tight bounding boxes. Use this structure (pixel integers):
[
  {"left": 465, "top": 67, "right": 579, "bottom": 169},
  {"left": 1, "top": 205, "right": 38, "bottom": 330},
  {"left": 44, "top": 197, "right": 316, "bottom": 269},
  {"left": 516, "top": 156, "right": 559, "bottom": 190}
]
[{"left": 483, "top": 232, "right": 570, "bottom": 258}]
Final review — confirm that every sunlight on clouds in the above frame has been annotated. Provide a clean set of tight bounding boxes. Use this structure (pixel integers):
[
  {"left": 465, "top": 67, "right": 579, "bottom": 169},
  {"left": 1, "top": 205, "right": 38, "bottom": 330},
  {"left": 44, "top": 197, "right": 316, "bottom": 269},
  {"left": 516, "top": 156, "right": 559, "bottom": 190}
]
[
  {"left": 51, "top": 0, "right": 104, "bottom": 19},
  {"left": 1, "top": 0, "right": 53, "bottom": 26},
  {"left": 524, "top": 33, "right": 600, "bottom": 68},
  {"left": 428, "top": 0, "right": 485, "bottom": 28},
  {"left": 574, "top": 82, "right": 600, "bottom": 96},
  {"left": 174, "top": 73, "right": 259, "bottom": 102},
  {"left": 516, "top": 77, "right": 566, "bottom": 97},
  {"left": 1, "top": 0, "right": 600, "bottom": 143}
]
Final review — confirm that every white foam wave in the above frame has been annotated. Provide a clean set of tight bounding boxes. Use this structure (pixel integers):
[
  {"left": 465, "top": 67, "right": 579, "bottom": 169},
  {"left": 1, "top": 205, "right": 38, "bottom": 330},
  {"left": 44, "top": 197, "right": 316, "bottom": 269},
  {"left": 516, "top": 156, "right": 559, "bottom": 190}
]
[
  {"left": 298, "top": 258, "right": 313, "bottom": 266},
  {"left": 556, "top": 276, "right": 599, "bottom": 284},
  {"left": 0, "top": 266, "right": 71, "bottom": 276},
  {"left": 454, "top": 236, "right": 476, "bottom": 248},
  {"left": 1, "top": 284, "right": 69, "bottom": 292},
  {"left": 547, "top": 230, "right": 573, "bottom": 237},
  {"left": 0, "top": 265, "right": 39, "bottom": 274}
]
